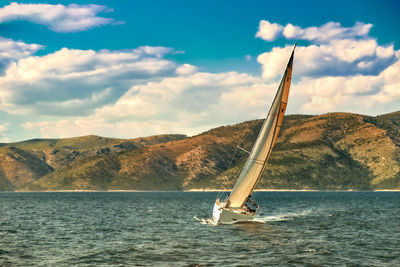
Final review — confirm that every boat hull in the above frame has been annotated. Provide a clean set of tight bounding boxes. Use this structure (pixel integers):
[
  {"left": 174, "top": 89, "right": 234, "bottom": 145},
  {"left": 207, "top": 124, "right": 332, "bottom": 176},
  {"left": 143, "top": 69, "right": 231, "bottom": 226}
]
[{"left": 213, "top": 201, "right": 255, "bottom": 224}]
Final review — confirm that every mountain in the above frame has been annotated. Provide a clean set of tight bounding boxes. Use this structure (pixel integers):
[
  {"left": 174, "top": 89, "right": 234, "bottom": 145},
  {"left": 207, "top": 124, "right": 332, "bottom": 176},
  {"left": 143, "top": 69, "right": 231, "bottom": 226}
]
[{"left": 1, "top": 111, "right": 399, "bottom": 191}]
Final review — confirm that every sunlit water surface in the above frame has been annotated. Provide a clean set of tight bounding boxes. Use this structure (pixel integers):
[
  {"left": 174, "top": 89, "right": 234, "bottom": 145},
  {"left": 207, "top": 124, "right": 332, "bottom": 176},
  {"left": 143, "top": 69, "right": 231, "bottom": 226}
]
[{"left": 1, "top": 191, "right": 399, "bottom": 266}]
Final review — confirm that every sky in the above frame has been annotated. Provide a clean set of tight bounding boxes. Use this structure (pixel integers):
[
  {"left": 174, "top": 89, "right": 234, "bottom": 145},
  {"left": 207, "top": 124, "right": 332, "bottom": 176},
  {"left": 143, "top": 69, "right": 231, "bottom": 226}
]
[{"left": 0, "top": 0, "right": 399, "bottom": 142}]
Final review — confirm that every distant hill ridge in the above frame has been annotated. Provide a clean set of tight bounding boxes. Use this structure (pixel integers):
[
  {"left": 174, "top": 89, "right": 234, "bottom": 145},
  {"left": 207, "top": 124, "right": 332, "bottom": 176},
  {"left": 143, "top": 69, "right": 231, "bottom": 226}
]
[{"left": 0, "top": 111, "right": 399, "bottom": 191}]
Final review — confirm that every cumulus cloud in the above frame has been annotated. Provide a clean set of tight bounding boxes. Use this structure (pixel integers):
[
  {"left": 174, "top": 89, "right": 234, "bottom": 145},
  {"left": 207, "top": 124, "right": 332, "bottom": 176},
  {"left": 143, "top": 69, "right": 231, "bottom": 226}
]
[
  {"left": 0, "top": 36, "right": 43, "bottom": 60},
  {"left": 23, "top": 117, "right": 215, "bottom": 140},
  {"left": 255, "top": 20, "right": 396, "bottom": 79},
  {"left": 292, "top": 52, "right": 400, "bottom": 114},
  {"left": 15, "top": 36, "right": 400, "bottom": 140},
  {"left": 95, "top": 72, "right": 272, "bottom": 122},
  {"left": 0, "top": 46, "right": 181, "bottom": 115},
  {"left": 22, "top": 72, "right": 279, "bottom": 138},
  {"left": 0, "top": 2, "right": 122, "bottom": 32},
  {"left": 256, "top": 20, "right": 372, "bottom": 43},
  {"left": 254, "top": 19, "right": 400, "bottom": 115},
  {"left": 255, "top": 20, "right": 284, "bottom": 41},
  {"left": 17, "top": 54, "right": 400, "bottom": 139},
  {"left": 282, "top": 21, "right": 372, "bottom": 43},
  {"left": 0, "top": 36, "right": 43, "bottom": 73},
  {"left": 175, "top": 64, "right": 198, "bottom": 76},
  {"left": 0, "top": 13, "right": 398, "bottom": 141},
  {"left": 258, "top": 41, "right": 396, "bottom": 79}
]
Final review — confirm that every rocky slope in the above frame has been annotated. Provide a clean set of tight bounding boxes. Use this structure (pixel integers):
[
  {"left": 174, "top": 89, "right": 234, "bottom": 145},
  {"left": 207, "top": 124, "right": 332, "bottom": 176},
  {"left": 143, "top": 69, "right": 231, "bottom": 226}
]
[{"left": 0, "top": 111, "right": 399, "bottom": 191}]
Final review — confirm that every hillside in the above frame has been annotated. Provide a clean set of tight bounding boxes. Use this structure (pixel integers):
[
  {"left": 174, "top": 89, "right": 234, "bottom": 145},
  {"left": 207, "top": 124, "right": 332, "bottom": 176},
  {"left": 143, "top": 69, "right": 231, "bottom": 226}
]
[
  {"left": 0, "top": 134, "right": 186, "bottom": 191},
  {"left": 0, "top": 111, "right": 399, "bottom": 191}
]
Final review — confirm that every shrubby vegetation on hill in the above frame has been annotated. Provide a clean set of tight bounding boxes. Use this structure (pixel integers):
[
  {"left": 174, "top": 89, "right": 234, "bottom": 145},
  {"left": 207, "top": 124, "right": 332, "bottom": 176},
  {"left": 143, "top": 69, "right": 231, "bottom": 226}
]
[{"left": 0, "top": 111, "right": 399, "bottom": 191}]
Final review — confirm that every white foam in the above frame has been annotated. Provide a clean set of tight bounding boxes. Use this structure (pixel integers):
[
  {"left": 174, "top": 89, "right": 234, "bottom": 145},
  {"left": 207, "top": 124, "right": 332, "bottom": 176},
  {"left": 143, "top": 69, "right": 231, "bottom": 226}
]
[
  {"left": 194, "top": 209, "right": 312, "bottom": 225},
  {"left": 254, "top": 209, "right": 313, "bottom": 223},
  {"left": 194, "top": 216, "right": 217, "bottom": 225}
]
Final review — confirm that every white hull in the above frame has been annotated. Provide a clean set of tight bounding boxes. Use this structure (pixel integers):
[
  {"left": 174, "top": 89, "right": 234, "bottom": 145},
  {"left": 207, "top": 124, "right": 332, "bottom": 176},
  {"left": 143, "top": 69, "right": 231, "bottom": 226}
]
[{"left": 212, "top": 200, "right": 255, "bottom": 224}]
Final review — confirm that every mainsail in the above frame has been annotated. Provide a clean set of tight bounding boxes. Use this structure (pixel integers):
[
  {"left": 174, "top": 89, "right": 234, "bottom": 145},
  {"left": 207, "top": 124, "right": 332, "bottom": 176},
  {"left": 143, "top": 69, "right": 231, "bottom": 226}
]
[{"left": 226, "top": 45, "right": 295, "bottom": 209}]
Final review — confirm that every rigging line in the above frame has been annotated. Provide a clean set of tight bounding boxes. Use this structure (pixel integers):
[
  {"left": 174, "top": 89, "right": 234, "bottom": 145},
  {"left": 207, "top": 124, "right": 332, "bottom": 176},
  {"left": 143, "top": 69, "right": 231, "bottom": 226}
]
[
  {"left": 237, "top": 145, "right": 251, "bottom": 155},
  {"left": 217, "top": 123, "right": 251, "bottom": 200}
]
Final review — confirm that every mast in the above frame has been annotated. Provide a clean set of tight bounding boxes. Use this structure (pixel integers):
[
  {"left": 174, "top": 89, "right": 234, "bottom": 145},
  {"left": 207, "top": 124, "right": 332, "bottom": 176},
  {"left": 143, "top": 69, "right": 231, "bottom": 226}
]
[{"left": 226, "top": 45, "right": 296, "bottom": 209}]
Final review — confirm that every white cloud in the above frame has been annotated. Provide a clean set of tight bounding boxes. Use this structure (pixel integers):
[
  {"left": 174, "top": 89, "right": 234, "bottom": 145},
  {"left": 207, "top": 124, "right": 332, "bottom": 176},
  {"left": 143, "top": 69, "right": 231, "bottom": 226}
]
[
  {"left": 22, "top": 72, "right": 279, "bottom": 139},
  {"left": 0, "top": 36, "right": 43, "bottom": 59},
  {"left": 15, "top": 30, "right": 400, "bottom": 140},
  {"left": 282, "top": 23, "right": 303, "bottom": 40},
  {"left": 257, "top": 46, "right": 294, "bottom": 80},
  {"left": 0, "top": 2, "right": 122, "bottom": 32},
  {"left": 257, "top": 40, "right": 396, "bottom": 79},
  {"left": 23, "top": 118, "right": 204, "bottom": 140},
  {"left": 296, "top": 58, "right": 400, "bottom": 114},
  {"left": 256, "top": 20, "right": 372, "bottom": 43},
  {"left": 0, "top": 46, "right": 180, "bottom": 115},
  {"left": 256, "top": 20, "right": 396, "bottom": 79},
  {"left": 255, "top": 19, "right": 399, "bottom": 116},
  {"left": 0, "top": 15, "right": 397, "bottom": 141},
  {"left": 95, "top": 71, "right": 272, "bottom": 124},
  {"left": 0, "top": 36, "right": 43, "bottom": 73},
  {"left": 255, "top": 20, "right": 283, "bottom": 41},
  {"left": 175, "top": 64, "right": 198, "bottom": 76},
  {"left": 283, "top": 21, "right": 372, "bottom": 43},
  {"left": 18, "top": 54, "right": 400, "bottom": 139}
]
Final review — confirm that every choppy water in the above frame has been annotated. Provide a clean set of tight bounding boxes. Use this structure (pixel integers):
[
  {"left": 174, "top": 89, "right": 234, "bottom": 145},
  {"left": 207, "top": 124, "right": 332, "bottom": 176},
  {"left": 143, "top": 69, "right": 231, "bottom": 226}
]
[{"left": 1, "top": 191, "right": 399, "bottom": 266}]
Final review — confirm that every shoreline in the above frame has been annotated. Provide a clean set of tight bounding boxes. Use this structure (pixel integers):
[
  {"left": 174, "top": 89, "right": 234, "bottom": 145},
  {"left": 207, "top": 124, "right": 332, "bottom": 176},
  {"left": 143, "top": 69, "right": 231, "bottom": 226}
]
[
  {"left": 187, "top": 189, "right": 400, "bottom": 192},
  {"left": 8, "top": 189, "right": 400, "bottom": 193}
]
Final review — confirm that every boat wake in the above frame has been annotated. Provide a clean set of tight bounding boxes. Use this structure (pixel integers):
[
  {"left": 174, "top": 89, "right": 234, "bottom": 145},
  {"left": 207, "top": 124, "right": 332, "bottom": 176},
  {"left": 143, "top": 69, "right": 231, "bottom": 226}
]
[
  {"left": 253, "top": 209, "right": 312, "bottom": 223},
  {"left": 194, "top": 216, "right": 249, "bottom": 225},
  {"left": 194, "top": 216, "right": 217, "bottom": 225},
  {"left": 195, "top": 209, "right": 312, "bottom": 225}
]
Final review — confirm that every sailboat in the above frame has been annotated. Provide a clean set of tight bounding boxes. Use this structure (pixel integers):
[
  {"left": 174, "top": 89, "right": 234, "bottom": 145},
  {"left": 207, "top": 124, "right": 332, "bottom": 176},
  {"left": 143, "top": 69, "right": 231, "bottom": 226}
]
[{"left": 212, "top": 45, "right": 296, "bottom": 224}]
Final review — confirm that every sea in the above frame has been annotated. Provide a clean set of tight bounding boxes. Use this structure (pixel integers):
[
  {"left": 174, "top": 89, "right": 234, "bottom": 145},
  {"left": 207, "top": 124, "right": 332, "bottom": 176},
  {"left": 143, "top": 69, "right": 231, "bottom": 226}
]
[{"left": 1, "top": 191, "right": 399, "bottom": 266}]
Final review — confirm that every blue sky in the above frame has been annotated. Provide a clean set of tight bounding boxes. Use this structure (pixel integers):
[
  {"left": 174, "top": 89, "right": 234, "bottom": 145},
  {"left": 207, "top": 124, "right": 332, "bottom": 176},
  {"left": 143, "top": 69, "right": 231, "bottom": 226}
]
[{"left": 0, "top": 0, "right": 399, "bottom": 142}]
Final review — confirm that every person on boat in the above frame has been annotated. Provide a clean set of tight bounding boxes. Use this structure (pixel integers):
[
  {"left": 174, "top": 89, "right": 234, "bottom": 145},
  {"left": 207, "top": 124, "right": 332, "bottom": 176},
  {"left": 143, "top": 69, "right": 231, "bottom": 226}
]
[
  {"left": 249, "top": 195, "right": 258, "bottom": 206},
  {"left": 245, "top": 195, "right": 258, "bottom": 213},
  {"left": 250, "top": 199, "right": 259, "bottom": 209},
  {"left": 244, "top": 203, "right": 256, "bottom": 214}
]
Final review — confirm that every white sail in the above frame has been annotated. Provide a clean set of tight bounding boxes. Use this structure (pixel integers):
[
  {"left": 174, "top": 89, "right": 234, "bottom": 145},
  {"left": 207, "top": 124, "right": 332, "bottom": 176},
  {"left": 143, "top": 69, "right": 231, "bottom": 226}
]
[{"left": 226, "top": 46, "right": 295, "bottom": 209}]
